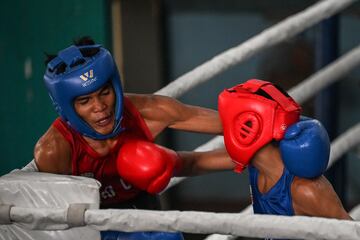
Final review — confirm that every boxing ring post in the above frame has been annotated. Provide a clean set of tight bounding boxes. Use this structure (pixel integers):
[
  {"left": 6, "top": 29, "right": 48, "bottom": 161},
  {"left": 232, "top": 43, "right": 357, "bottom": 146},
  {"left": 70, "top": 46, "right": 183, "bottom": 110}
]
[{"left": 314, "top": 14, "right": 347, "bottom": 203}]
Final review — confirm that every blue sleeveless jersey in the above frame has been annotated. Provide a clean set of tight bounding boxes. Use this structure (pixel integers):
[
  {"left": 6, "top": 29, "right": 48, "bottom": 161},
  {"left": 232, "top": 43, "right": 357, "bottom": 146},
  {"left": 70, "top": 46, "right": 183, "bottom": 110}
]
[{"left": 248, "top": 165, "right": 295, "bottom": 216}]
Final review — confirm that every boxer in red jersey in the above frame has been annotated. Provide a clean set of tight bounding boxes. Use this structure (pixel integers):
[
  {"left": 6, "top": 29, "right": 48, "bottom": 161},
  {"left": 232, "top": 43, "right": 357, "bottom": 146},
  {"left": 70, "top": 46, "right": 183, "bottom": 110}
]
[
  {"left": 34, "top": 37, "right": 235, "bottom": 240},
  {"left": 35, "top": 37, "right": 233, "bottom": 210}
]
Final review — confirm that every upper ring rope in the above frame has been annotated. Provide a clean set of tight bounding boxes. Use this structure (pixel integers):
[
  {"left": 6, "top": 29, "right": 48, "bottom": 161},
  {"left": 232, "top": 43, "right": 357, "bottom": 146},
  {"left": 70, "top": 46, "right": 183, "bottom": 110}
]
[
  {"left": 289, "top": 44, "right": 360, "bottom": 104},
  {"left": 155, "top": 0, "right": 356, "bottom": 98}
]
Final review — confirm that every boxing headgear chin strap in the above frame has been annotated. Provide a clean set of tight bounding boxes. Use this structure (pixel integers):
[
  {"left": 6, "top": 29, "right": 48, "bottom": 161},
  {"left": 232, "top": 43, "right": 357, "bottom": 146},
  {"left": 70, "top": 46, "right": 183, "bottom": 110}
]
[{"left": 218, "top": 79, "right": 301, "bottom": 173}]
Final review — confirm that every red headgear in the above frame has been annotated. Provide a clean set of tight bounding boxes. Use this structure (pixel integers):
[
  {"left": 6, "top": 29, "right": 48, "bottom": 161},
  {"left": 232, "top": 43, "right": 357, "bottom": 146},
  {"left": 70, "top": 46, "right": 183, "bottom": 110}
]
[{"left": 218, "top": 79, "right": 301, "bottom": 173}]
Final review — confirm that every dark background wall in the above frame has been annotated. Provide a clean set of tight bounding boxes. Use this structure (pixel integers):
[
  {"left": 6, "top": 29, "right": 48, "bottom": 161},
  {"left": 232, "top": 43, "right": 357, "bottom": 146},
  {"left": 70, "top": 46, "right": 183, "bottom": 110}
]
[{"left": 0, "top": 0, "right": 111, "bottom": 174}]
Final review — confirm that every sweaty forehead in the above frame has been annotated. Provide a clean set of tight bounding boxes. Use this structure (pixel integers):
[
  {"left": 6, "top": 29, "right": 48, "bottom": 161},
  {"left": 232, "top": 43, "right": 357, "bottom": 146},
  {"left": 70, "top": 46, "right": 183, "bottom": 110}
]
[{"left": 74, "top": 82, "right": 113, "bottom": 99}]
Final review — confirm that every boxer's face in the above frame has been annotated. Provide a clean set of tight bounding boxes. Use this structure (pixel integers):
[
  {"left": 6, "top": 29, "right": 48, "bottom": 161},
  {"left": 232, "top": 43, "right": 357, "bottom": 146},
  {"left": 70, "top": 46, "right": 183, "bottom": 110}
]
[{"left": 74, "top": 83, "right": 116, "bottom": 135}]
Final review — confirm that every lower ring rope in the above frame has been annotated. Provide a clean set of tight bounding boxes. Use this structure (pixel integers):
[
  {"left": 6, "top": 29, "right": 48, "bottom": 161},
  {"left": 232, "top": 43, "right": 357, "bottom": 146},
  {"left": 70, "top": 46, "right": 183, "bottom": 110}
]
[
  {"left": 350, "top": 205, "right": 360, "bottom": 220},
  {"left": 204, "top": 234, "right": 235, "bottom": 240},
  {"left": 206, "top": 190, "right": 360, "bottom": 240},
  {"left": 202, "top": 206, "right": 253, "bottom": 240},
  {"left": 5, "top": 206, "right": 360, "bottom": 240}
]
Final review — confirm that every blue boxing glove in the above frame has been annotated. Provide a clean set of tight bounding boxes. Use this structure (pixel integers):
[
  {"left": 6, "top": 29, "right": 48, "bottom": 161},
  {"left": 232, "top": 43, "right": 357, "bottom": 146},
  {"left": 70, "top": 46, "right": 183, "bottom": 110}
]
[
  {"left": 279, "top": 117, "right": 330, "bottom": 178},
  {"left": 101, "top": 231, "right": 184, "bottom": 240}
]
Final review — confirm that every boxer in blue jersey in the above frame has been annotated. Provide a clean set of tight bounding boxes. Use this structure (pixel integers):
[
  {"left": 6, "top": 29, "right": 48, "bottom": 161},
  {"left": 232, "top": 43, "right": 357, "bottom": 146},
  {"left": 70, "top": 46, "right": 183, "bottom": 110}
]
[
  {"left": 248, "top": 165, "right": 295, "bottom": 216},
  {"left": 219, "top": 80, "right": 351, "bottom": 223}
]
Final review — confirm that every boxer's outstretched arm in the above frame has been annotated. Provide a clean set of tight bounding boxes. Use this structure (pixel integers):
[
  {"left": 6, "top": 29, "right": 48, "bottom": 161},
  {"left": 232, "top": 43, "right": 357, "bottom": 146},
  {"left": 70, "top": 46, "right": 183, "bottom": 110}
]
[
  {"left": 177, "top": 148, "right": 235, "bottom": 176},
  {"left": 117, "top": 141, "right": 234, "bottom": 193},
  {"left": 126, "top": 93, "right": 222, "bottom": 138}
]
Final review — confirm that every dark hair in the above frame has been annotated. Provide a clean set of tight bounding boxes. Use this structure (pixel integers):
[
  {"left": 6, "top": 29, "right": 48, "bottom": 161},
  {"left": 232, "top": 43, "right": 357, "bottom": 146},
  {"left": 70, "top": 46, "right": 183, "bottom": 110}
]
[
  {"left": 44, "top": 36, "right": 100, "bottom": 74},
  {"left": 255, "top": 83, "right": 290, "bottom": 100}
]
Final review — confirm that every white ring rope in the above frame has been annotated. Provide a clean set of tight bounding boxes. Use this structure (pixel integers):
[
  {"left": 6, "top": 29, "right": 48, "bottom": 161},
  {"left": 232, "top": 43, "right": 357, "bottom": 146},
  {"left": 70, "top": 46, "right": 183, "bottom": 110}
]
[
  {"left": 85, "top": 210, "right": 358, "bottom": 240},
  {"left": 204, "top": 234, "right": 235, "bottom": 240},
  {"left": 350, "top": 204, "right": 360, "bottom": 220},
  {"left": 166, "top": 136, "right": 224, "bottom": 190},
  {"left": 329, "top": 122, "right": 360, "bottom": 168},
  {"left": 289, "top": 44, "right": 360, "bottom": 104},
  {"left": 4, "top": 206, "right": 360, "bottom": 240},
  {"left": 155, "top": 0, "right": 356, "bottom": 98},
  {"left": 204, "top": 206, "right": 253, "bottom": 240}
]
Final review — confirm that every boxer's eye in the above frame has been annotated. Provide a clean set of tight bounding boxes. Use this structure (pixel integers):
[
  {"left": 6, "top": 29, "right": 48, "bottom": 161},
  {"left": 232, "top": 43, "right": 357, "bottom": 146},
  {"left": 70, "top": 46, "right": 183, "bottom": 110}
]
[{"left": 75, "top": 96, "right": 90, "bottom": 105}]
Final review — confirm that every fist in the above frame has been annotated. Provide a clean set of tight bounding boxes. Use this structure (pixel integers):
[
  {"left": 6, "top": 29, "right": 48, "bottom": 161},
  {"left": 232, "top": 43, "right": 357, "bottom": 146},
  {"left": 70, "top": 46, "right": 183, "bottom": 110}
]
[
  {"left": 117, "top": 140, "right": 180, "bottom": 194},
  {"left": 280, "top": 117, "right": 330, "bottom": 178}
]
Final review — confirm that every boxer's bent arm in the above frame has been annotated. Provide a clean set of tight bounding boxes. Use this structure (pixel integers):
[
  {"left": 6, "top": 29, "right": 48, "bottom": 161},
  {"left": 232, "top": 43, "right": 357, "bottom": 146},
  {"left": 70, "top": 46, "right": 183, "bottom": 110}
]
[
  {"left": 126, "top": 93, "right": 222, "bottom": 138},
  {"left": 177, "top": 148, "right": 235, "bottom": 176},
  {"left": 291, "top": 176, "right": 352, "bottom": 220},
  {"left": 34, "top": 126, "right": 72, "bottom": 174}
]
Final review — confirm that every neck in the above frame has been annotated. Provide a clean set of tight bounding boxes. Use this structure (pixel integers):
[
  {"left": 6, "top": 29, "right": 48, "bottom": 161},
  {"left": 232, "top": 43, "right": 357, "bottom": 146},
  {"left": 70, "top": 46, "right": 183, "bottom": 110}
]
[
  {"left": 251, "top": 142, "right": 284, "bottom": 177},
  {"left": 83, "top": 135, "right": 119, "bottom": 156},
  {"left": 84, "top": 135, "right": 118, "bottom": 144}
]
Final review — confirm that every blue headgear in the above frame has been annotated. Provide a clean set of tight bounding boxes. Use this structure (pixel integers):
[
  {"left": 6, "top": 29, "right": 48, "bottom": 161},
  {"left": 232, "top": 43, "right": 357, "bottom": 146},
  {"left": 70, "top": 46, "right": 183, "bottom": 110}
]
[{"left": 44, "top": 44, "right": 124, "bottom": 140}]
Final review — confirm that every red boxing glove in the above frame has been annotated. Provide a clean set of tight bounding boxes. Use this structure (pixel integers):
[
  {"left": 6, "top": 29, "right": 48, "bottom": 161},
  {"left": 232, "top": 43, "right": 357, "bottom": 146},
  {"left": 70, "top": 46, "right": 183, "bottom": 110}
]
[{"left": 117, "top": 140, "right": 181, "bottom": 194}]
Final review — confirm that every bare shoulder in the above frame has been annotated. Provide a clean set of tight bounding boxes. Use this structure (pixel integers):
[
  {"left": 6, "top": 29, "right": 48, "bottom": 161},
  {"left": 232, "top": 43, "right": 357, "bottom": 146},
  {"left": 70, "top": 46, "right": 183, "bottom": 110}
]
[
  {"left": 124, "top": 93, "right": 148, "bottom": 106},
  {"left": 125, "top": 93, "right": 180, "bottom": 111},
  {"left": 291, "top": 176, "right": 351, "bottom": 219},
  {"left": 34, "top": 125, "right": 72, "bottom": 174},
  {"left": 291, "top": 177, "right": 326, "bottom": 209},
  {"left": 125, "top": 93, "right": 221, "bottom": 136},
  {"left": 125, "top": 93, "right": 185, "bottom": 135},
  {"left": 292, "top": 176, "right": 324, "bottom": 197}
]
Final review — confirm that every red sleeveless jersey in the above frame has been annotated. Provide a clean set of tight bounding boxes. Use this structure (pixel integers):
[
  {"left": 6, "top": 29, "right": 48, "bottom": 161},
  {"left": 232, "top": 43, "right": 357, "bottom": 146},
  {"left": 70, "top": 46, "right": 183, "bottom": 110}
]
[{"left": 52, "top": 97, "right": 154, "bottom": 206}]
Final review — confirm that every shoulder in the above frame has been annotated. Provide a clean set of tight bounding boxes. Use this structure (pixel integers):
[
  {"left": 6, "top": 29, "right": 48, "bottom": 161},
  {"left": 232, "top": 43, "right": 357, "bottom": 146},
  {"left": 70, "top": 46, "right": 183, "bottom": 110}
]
[
  {"left": 124, "top": 93, "right": 221, "bottom": 135},
  {"left": 292, "top": 175, "right": 321, "bottom": 191},
  {"left": 124, "top": 93, "right": 187, "bottom": 137},
  {"left": 34, "top": 125, "right": 72, "bottom": 174},
  {"left": 291, "top": 176, "right": 351, "bottom": 219},
  {"left": 291, "top": 176, "right": 342, "bottom": 201},
  {"left": 125, "top": 93, "right": 180, "bottom": 109},
  {"left": 125, "top": 93, "right": 184, "bottom": 121},
  {"left": 291, "top": 177, "right": 323, "bottom": 205}
]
